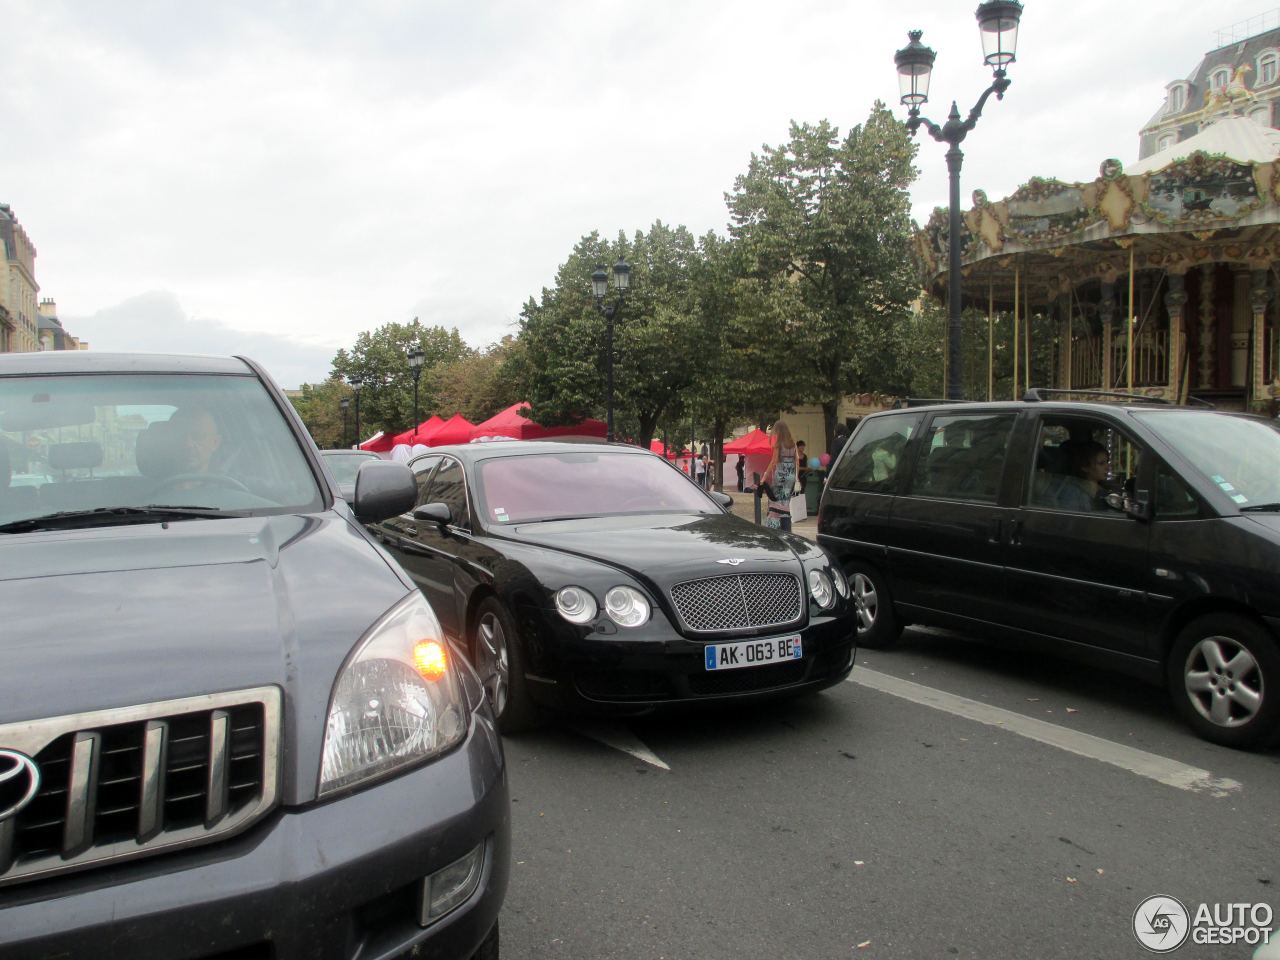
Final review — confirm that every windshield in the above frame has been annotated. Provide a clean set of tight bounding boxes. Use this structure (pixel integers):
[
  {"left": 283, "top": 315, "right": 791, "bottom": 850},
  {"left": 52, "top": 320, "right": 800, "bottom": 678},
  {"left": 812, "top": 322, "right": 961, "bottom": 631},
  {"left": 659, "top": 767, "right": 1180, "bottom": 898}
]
[
  {"left": 322, "top": 452, "right": 379, "bottom": 485},
  {"left": 1133, "top": 410, "right": 1280, "bottom": 508},
  {"left": 474, "top": 449, "right": 717, "bottom": 523},
  {"left": 0, "top": 372, "right": 323, "bottom": 527}
]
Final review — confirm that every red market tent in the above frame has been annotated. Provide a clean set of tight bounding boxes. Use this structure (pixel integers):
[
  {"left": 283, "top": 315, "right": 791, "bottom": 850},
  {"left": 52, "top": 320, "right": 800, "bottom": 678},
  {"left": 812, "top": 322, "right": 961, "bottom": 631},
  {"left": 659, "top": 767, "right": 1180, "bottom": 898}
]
[
  {"left": 470, "top": 402, "right": 607, "bottom": 441},
  {"left": 426, "top": 413, "right": 475, "bottom": 446},
  {"left": 392, "top": 415, "right": 443, "bottom": 447},
  {"left": 358, "top": 431, "right": 396, "bottom": 453},
  {"left": 723, "top": 428, "right": 772, "bottom": 456}
]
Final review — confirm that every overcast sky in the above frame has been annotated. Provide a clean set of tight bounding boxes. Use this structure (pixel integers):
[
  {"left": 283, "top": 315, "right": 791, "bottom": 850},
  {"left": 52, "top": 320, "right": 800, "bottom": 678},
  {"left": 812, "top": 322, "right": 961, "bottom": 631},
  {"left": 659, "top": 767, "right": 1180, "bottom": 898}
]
[{"left": 2, "top": 0, "right": 1274, "bottom": 387}]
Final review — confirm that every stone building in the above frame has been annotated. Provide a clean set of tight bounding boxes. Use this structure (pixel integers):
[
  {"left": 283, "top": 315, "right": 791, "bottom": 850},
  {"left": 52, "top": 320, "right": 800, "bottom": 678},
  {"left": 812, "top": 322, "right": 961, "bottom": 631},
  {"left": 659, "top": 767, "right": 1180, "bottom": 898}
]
[{"left": 0, "top": 203, "right": 39, "bottom": 353}]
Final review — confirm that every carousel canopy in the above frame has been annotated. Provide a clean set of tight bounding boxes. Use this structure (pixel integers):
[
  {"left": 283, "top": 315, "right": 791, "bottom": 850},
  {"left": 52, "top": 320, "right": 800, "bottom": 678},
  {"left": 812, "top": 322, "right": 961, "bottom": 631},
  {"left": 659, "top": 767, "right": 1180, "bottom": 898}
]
[{"left": 1128, "top": 117, "right": 1280, "bottom": 175}]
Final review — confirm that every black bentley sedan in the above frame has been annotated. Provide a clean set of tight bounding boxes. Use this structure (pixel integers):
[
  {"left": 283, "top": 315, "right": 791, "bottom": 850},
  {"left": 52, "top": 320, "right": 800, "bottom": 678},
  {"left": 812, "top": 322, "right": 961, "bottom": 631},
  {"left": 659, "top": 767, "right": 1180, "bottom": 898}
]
[{"left": 373, "top": 440, "right": 855, "bottom": 730}]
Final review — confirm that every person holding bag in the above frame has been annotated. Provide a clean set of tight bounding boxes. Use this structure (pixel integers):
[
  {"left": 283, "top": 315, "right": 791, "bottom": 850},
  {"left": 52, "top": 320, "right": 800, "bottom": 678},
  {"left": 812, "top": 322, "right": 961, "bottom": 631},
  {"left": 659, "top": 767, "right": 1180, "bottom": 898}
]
[{"left": 761, "top": 420, "right": 800, "bottom": 532}]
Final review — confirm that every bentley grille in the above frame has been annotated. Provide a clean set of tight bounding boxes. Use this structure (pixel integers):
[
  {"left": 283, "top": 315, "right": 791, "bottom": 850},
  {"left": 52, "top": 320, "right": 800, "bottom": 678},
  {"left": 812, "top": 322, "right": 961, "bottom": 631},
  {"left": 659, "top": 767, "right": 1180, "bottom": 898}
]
[
  {"left": 0, "top": 686, "right": 281, "bottom": 888},
  {"left": 669, "top": 573, "right": 803, "bottom": 633}
]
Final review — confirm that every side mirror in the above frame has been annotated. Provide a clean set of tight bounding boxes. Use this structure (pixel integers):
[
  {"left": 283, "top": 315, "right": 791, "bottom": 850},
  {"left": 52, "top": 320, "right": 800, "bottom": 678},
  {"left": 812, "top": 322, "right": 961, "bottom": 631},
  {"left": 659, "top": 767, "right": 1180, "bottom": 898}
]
[
  {"left": 710, "top": 491, "right": 733, "bottom": 509},
  {"left": 352, "top": 461, "right": 417, "bottom": 523},
  {"left": 1105, "top": 490, "right": 1150, "bottom": 521},
  {"left": 413, "top": 502, "right": 452, "bottom": 526},
  {"left": 337, "top": 482, "right": 356, "bottom": 505}
]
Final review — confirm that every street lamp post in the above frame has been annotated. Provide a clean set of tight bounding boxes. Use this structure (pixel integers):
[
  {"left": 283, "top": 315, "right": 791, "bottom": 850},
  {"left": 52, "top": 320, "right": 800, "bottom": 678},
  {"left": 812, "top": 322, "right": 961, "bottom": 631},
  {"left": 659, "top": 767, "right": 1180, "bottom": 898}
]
[
  {"left": 339, "top": 396, "right": 351, "bottom": 449},
  {"left": 350, "top": 375, "right": 364, "bottom": 448},
  {"left": 591, "top": 258, "right": 631, "bottom": 443},
  {"left": 895, "top": 0, "right": 1023, "bottom": 401},
  {"left": 406, "top": 346, "right": 425, "bottom": 438}
]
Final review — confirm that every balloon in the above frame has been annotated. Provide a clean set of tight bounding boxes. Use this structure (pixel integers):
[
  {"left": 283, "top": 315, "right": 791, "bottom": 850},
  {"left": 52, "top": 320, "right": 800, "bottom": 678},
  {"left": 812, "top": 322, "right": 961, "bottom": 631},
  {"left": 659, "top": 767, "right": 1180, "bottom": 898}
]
[
  {"left": 819, "top": 453, "right": 831, "bottom": 467},
  {"left": 808, "top": 456, "right": 821, "bottom": 469}
]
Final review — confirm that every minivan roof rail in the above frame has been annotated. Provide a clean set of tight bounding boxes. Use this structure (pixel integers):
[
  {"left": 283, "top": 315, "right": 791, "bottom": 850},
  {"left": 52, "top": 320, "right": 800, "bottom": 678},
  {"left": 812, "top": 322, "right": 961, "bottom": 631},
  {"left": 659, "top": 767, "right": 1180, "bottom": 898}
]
[
  {"left": 1022, "top": 388, "right": 1172, "bottom": 405},
  {"left": 890, "top": 398, "right": 978, "bottom": 409}
]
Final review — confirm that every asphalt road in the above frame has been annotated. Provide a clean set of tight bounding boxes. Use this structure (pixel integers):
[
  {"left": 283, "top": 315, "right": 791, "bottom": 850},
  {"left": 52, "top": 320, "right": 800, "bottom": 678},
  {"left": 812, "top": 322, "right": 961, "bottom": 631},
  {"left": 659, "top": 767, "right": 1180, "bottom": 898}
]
[{"left": 497, "top": 625, "right": 1280, "bottom": 960}]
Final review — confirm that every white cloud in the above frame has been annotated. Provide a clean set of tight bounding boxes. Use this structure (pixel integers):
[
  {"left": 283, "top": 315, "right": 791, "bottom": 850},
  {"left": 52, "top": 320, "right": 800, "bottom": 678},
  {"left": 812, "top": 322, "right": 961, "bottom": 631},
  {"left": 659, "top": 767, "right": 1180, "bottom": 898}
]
[{"left": 1, "top": 0, "right": 1270, "bottom": 386}]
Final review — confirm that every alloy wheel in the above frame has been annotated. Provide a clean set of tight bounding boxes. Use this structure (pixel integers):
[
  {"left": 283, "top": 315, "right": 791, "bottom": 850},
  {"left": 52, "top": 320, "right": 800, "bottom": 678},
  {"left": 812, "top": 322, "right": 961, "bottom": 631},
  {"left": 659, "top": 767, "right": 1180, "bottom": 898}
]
[
  {"left": 475, "top": 612, "right": 510, "bottom": 717},
  {"left": 852, "top": 573, "right": 878, "bottom": 635},
  {"left": 1184, "top": 635, "right": 1264, "bottom": 729}
]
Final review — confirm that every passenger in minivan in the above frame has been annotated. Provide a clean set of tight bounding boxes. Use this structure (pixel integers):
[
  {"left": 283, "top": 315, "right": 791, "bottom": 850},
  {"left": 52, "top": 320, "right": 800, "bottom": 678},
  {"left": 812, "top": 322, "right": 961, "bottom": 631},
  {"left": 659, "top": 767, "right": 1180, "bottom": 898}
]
[{"left": 1058, "top": 441, "right": 1109, "bottom": 512}]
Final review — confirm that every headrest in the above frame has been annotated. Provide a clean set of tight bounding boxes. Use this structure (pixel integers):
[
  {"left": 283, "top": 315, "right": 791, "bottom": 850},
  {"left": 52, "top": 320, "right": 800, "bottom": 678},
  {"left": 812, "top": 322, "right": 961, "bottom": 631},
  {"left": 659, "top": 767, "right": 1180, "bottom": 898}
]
[
  {"left": 48, "top": 441, "right": 103, "bottom": 471},
  {"left": 135, "top": 420, "right": 181, "bottom": 479}
]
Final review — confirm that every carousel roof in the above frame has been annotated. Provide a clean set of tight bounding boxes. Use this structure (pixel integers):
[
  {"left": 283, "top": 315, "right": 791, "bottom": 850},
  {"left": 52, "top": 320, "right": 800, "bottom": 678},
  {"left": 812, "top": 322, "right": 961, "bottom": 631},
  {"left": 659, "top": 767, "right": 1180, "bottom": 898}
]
[{"left": 1128, "top": 117, "right": 1280, "bottom": 175}]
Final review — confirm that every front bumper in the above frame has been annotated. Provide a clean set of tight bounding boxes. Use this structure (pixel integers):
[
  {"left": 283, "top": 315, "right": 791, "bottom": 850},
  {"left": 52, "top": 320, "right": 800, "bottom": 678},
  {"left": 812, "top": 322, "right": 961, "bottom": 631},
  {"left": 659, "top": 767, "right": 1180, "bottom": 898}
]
[
  {"left": 0, "top": 711, "right": 510, "bottom": 960},
  {"left": 519, "top": 602, "right": 856, "bottom": 714}
]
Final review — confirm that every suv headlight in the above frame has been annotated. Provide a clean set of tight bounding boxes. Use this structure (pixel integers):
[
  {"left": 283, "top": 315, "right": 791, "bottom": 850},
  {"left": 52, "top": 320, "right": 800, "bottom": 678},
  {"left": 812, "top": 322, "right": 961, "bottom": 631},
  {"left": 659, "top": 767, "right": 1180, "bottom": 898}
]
[
  {"left": 808, "top": 569, "right": 835, "bottom": 609},
  {"left": 319, "top": 593, "right": 468, "bottom": 797}
]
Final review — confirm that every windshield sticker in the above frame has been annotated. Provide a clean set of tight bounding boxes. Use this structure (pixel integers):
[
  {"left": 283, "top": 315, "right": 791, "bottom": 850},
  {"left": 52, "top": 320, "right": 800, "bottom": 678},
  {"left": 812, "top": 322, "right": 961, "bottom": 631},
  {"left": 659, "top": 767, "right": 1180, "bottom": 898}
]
[
  {"left": 1232, "top": 493, "right": 1249, "bottom": 504},
  {"left": 493, "top": 507, "right": 510, "bottom": 522},
  {"left": 1211, "top": 474, "right": 1226, "bottom": 484},
  {"left": 1219, "top": 481, "right": 1236, "bottom": 492}
]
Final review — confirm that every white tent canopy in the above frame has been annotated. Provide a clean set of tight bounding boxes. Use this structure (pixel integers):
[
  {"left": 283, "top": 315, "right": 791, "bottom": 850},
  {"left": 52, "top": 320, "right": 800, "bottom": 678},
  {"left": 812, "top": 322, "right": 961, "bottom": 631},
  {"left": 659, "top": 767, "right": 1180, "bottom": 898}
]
[{"left": 1128, "top": 116, "right": 1280, "bottom": 176}]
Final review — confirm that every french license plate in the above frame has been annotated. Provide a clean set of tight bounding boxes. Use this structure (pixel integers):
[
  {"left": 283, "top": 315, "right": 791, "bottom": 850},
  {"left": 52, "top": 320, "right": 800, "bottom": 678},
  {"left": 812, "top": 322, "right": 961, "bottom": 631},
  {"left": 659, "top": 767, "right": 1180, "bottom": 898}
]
[{"left": 704, "top": 635, "right": 802, "bottom": 671}]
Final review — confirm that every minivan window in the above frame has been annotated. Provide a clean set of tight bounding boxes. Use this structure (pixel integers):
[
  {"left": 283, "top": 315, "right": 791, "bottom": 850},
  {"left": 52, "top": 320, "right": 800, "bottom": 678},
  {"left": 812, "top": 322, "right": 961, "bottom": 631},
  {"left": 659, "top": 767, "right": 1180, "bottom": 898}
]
[
  {"left": 0, "top": 373, "right": 322, "bottom": 525},
  {"left": 828, "top": 413, "right": 919, "bottom": 493},
  {"left": 1027, "top": 416, "right": 1144, "bottom": 514},
  {"left": 1134, "top": 410, "right": 1280, "bottom": 508},
  {"left": 909, "top": 413, "right": 1015, "bottom": 502}
]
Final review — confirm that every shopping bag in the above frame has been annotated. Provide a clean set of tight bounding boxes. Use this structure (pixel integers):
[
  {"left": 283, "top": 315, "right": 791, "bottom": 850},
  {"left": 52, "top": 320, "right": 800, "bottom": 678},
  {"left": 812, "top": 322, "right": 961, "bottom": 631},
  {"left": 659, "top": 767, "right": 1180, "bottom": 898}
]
[{"left": 789, "top": 495, "right": 807, "bottom": 523}]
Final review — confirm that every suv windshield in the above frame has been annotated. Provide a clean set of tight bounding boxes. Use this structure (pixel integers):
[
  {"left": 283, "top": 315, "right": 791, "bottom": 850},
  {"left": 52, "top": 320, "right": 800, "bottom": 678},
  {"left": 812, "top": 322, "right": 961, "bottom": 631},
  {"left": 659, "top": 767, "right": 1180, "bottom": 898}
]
[
  {"left": 0, "top": 373, "right": 323, "bottom": 528},
  {"left": 1134, "top": 409, "right": 1280, "bottom": 508},
  {"left": 474, "top": 450, "right": 715, "bottom": 523}
]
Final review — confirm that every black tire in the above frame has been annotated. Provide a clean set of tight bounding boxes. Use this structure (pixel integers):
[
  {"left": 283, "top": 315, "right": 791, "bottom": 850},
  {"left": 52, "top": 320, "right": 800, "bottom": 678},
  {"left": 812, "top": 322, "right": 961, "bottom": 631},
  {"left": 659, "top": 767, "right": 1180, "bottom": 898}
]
[
  {"left": 1167, "top": 613, "right": 1280, "bottom": 749},
  {"left": 471, "top": 920, "right": 500, "bottom": 960},
  {"left": 472, "top": 597, "right": 540, "bottom": 734},
  {"left": 845, "top": 560, "right": 902, "bottom": 649}
]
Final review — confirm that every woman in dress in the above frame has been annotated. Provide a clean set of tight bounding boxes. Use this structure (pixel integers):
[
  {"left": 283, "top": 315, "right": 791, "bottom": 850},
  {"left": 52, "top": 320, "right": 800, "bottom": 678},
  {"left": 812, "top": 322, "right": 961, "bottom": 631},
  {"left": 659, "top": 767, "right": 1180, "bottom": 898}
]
[{"left": 761, "top": 420, "right": 798, "bottom": 531}]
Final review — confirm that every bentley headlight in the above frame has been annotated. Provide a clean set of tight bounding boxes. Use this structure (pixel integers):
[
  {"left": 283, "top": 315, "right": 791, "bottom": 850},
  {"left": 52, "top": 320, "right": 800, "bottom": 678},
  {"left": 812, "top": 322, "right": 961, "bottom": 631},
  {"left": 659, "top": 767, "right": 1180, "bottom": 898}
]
[
  {"left": 555, "top": 585, "right": 598, "bottom": 624},
  {"left": 319, "top": 593, "right": 467, "bottom": 797},
  {"left": 605, "top": 586, "right": 651, "bottom": 627},
  {"left": 808, "top": 569, "right": 834, "bottom": 609},
  {"left": 831, "top": 565, "right": 850, "bottom": 598}
]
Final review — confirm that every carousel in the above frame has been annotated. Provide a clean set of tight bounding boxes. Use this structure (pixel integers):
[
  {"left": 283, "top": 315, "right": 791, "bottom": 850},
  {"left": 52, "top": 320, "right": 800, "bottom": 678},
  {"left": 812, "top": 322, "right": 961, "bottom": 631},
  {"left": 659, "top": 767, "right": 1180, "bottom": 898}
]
[{"left": 916, "top": 117, "right": 1280, "bottom": 411}]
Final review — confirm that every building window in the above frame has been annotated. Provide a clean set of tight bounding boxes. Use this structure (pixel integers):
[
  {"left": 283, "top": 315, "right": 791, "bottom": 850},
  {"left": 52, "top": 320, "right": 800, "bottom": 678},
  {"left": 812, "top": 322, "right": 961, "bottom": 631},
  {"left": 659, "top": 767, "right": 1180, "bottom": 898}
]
[
  {"left": 1259, "top": 51, "right": 1279, "bottom": 85},
  {"left": 1251, "top": 105, "right": 1271, "bottom": 126},
  {"left": 1210, "top": 67, "right": 1231, "bottom": 91},
  {"left": 1158, "top": 135, "right": 1174, "bottom": 151},
  {"left": 1168, "top": 85, "right": 1186, "bottom": 113}
]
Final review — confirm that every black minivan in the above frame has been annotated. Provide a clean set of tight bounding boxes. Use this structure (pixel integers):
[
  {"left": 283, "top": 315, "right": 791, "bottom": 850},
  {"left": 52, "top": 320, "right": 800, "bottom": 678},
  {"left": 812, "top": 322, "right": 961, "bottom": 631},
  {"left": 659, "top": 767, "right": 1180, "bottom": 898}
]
[{"left": 817, "top": 392, "right": 1280, "bottom": 749}]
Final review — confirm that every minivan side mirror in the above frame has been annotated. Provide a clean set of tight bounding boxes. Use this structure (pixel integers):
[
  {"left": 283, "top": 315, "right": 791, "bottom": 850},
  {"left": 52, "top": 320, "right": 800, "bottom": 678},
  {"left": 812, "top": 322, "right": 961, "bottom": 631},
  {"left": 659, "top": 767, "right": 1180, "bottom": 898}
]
[
  {"left": 352, "top": 461, "right": 417, "bottom": 523},
  {"left": 413, "top": 502, "right": 452, "bottom": 526},
  {"left": 1105, "top": 489, "right": 1150, "bottom": 521}
]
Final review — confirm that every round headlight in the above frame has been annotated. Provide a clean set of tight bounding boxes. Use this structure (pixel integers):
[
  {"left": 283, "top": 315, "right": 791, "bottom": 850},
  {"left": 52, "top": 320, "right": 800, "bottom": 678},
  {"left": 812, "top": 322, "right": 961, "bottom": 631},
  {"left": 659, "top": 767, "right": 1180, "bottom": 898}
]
[
  {"left": 555, "top": 586, "right": 598, "bottom": 624},
  {"left": 808, "top": 569, "right": 834, "bottom": 608},
  {"left": 832, "top": 566, "right": 850, "bottom": 598},
  {"left": 605, "top": 586, "right": 651, "bottom": 627}
]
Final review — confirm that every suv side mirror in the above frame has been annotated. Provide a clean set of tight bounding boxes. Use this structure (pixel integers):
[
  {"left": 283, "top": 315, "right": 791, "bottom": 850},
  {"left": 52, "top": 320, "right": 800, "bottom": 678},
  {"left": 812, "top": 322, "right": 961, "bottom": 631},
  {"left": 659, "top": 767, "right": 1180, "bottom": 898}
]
[
  {"left": 352, "top": 461, "right": 417, "bottom": 523},
  {"left": 413, "top": 502, "right": 452, "bottom": 526}
]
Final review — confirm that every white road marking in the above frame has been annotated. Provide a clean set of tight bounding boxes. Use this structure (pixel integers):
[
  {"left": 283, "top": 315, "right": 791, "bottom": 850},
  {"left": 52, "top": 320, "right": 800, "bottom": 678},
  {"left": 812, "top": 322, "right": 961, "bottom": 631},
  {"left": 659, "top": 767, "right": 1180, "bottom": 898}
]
[
  {"left": 570, "top": 721, "right": 671, "bottom": 770},
  {"left": 850, "top": 668, "right": 1243, "bottom": 798}
]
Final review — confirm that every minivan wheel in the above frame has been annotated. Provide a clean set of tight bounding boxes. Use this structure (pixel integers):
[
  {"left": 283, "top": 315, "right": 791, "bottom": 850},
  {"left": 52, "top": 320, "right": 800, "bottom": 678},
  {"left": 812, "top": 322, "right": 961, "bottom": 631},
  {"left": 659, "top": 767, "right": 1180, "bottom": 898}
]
[
  {"left": 473, "top": 597, "right": 539, "bottom": 734},
  {"left": 846, "top": 561, "right": 902, "bottom": 649},
  {"left": 1168, "top": 613, "right": 1279, "bottom": 749}
]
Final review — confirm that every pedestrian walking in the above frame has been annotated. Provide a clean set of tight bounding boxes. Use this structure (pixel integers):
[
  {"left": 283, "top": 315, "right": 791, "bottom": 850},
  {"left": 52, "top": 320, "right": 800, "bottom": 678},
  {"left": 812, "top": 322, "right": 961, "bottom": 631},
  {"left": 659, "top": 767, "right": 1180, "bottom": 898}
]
[
  {"left": 735, "top": 455, "right": 745, "bottom": 493},
  {"left": 761, "top": 420, "right": 799, "bottom": 532}
]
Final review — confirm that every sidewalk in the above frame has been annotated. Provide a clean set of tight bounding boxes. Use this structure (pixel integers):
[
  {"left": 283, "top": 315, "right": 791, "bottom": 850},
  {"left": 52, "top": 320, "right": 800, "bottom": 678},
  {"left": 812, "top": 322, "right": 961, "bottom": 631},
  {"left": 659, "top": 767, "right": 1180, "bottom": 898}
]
[{"left": 722, "top": 486, "right": 818, "bottom": 542}]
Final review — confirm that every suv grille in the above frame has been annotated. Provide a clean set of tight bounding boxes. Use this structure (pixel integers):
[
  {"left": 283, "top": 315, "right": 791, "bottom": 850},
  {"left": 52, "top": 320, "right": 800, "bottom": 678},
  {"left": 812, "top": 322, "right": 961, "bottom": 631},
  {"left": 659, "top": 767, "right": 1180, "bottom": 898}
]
[
  {"left": 0, "top": 686, "right": 281, "bottom": 888},
  {"left": 670, "top": 573, "right": 803, "bottom": 633}
]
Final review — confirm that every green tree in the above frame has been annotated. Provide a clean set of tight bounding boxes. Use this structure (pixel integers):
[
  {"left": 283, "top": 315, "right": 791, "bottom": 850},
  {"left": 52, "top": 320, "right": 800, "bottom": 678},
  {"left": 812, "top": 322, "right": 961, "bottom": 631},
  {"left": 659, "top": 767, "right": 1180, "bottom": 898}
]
[
  {"left": 289, "top": 378, "right": 351, "bottom": 448},
  {"left": 727, "top": 104, "right": 919, "bottom": 449},
  {"left": 428, "top": 336, "right": 525, "bottom": 423},
  {"left": 329, "top": 319, "right": 471, "bottom": 437}
]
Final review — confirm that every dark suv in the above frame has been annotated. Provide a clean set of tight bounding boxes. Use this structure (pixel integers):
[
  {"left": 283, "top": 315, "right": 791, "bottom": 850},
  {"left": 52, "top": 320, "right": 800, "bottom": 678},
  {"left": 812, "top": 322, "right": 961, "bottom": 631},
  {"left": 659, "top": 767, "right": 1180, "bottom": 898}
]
[
  {"left": 0, "top": 352, "right": 509, "bottom": 959},
  {"left": 818, "top": 393, "right": 1280, "bottom": 749}
]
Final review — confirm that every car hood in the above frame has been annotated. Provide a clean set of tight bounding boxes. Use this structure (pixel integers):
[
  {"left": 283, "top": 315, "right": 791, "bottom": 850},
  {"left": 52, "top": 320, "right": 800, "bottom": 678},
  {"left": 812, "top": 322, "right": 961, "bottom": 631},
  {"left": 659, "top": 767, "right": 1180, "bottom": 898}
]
[
  {"left": 0, "top": 513, "right": 412, "bottom": 803},
  {"left": 496, "top": 511, "right": 821, "bottom": 577}
]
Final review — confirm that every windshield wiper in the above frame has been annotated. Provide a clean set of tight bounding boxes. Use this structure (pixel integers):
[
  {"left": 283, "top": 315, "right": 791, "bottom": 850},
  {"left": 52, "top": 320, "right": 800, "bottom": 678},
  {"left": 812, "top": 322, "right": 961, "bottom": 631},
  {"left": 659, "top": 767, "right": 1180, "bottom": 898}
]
[
  {"left": 0, "top": 505, "right": 236, "bottom": 534},
  {"left": 1238, "top": 502, "right": 1280, "bottom": 512}
]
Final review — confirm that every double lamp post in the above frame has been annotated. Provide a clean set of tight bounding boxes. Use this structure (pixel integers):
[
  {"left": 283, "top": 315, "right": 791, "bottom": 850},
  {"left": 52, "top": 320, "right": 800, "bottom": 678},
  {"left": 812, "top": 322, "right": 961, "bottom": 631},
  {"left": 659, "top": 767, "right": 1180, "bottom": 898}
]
[
  {"left": 591, "top": 258, "right": 631, "bottom": 443},
  {"left": 894, "top": 0, "right": 1023, "bottom": 401}
]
